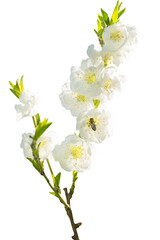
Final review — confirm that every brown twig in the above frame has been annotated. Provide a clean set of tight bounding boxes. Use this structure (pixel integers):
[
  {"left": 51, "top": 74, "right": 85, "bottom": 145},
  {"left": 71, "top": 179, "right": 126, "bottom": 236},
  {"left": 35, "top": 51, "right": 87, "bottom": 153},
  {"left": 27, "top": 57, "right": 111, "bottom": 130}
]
[
  {"left": 64, "top": 188, "right": 82, "bottom": 240},
  {"left": 63, "top": 171, "right": 81, "bottom": 240}
]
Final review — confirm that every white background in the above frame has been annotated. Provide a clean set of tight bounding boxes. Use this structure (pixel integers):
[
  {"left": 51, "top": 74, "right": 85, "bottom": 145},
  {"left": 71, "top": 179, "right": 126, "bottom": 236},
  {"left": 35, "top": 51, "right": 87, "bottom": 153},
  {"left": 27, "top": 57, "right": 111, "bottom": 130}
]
[{"left": 0, "top": 0, "right": 160, "bottom": 239}]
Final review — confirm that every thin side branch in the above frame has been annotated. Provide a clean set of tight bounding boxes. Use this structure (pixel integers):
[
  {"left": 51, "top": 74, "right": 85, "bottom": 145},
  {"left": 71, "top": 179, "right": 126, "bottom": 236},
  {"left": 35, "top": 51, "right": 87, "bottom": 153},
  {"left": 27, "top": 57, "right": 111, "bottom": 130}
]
[{"left": 63, "top": 171, "right": 81, "bottom": 239}]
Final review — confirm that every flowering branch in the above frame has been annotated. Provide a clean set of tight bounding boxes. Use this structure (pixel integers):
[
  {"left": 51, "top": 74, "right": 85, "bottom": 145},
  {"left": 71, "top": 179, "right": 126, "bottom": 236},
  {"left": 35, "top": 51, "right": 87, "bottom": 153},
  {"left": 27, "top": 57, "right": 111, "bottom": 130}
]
[
  {"left": 9, "top": 1, "right": 137, "bottom": 239},
  {"left": 30, "top": 116, "right": 81, "bottom": 239}
]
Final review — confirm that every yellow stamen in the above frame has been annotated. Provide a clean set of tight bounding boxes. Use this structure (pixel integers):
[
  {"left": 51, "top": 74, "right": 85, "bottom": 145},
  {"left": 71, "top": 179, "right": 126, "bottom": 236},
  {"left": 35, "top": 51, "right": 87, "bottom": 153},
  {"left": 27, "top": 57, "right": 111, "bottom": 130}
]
[
  {"left": 110, "top": 31, "right": 124, "bottom": 42},
  {"left": 85, "top": 72, "right": 96, "bottom": 84},
  {"left": 103, "top": 79, "right": 112, "bottom": 94},
  {"left": 71, "top": 146, "right": 82, "bottom": 159},
  {"left": 75, "top": 94, "right": 87, "bottom": 102}
]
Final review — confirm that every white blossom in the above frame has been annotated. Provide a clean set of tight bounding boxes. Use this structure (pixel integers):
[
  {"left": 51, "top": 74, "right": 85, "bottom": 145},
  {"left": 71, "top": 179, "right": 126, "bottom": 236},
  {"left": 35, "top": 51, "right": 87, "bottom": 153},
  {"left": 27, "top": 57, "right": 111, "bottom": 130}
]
[
  {"left": 76, "top": 109, "right": 110, "bottom": 143},
  {"left": 20, "top": 133, "right": 33, "bottom": 159},
  {"left": 101, "top": 66, "right": 125, "bottom": 99},
  {"left": 53, "top": 135, "right": 91, "bottom": 172},
  {"left": 15, "top": 90, "right": 39, "bottom": 120},
  {"left": 101, "top": 49, "right": 123, "bottom": 67},
  {"left": 70, "top": 58, "right": 104, "bottom": 98},
  {"left": 59, "top": 83, "right": 93, "bottom": 116},
  {"left": 102, "top": 23, "right": 137, "bottom": 66},
  {"left": 103, "top": 22, "right": 128, "bottom": 52},
  {"left": 87, "top": 44, "right": 102, "bottom": 65},
  {"left": 87, "top": 43, "right": 123, "bottom": 67},
  {"left": 21, "top": 131, "right": 56, "bottom": 160}
]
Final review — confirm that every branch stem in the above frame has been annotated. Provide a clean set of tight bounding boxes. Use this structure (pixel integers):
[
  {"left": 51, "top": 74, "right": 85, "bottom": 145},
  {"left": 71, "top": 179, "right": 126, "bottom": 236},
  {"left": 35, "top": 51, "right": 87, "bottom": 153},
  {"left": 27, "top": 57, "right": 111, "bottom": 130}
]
[
  {"left": 30, "top": 119, "right": 81, "bottom": 239},
  {"left": 42, "top": 172, "right": 81, "bottom": 239},
  {"left": 65, "top": 207, "right": 81, "bottom": 240},
  {"left": 46, "top": 158, "right": 54, "bottom": 177}
]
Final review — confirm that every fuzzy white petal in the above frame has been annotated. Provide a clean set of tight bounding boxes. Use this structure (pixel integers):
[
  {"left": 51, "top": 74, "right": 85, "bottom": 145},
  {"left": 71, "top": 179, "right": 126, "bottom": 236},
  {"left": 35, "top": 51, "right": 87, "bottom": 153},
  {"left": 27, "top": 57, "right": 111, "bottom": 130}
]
[
  {"left": 20, "top": 133, "right": 33, "bottom": 159},
  {"left": 103, "top": 22, "right": 128, "bottom": 52},
  {"left": 60, "top": 84, "right": 93, "bottom": 116},
  {"left": 101, "top": 23, "right": 137, "bottom": 66},
  {"left": 101, "top": 66, "right": 124, "bottom": 99},
  {"left": 87, "top": 44, "right": 102, "bottom": 65},
  {"left": 70, "top": 58, "right": 104, "bottom": 98},
  {"left": 38, "top": 132, "right": 56, "bottom": 160},
  {"left": 15, "top": 90, "right": 39, "bottom": 120},
  {"left": 53, "top": 135, "right": 92, "bottom": 172},
  {"left": 20, "top": 131, "right": 56, "bottom": 160}
]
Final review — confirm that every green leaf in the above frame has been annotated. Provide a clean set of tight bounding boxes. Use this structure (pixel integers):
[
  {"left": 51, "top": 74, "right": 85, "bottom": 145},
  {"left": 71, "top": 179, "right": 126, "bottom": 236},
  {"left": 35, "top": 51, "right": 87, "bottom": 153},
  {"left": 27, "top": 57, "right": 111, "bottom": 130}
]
[
  {"left": 111, "top": 0, "right": 119, "bottom": 24},
  {"left": 101, "top": 8, "right": 109, "bottom": 25},
  {"left": 118, "top": 2, "right": 123, "bottom": 10},
  {"left": 26, "top": 157, "right": 34, "bottom": 164},
  {"left": 16, "top": 79, "right": 20, "bottom": 91},
  {"left": 55, "top": 172, "right": 61, "bottom": 188},
  {"left": 97, "top": 19, "right": 102, "bottom": 31},
  {"left": 20, "top": 75, "right": 24, "bottom": 92},
  {"left": 93, "top": 99, "right": 100, "bottom": 109},
  {"left": 9, "top": 81, "right": 15, "bottom": 89},
  {"left": 118, "top": 7, "right": 126, "bottom": 18},
  {"left": 33, "top": 162, "right": 41, "bottom": 172},
  {"left": 94, "top": 29, "right": 98, "bottom": 36},
  {"left": 9, "top": 88, "right": 20, "bottom": 98},
  {"left": 33, "top": 118, "right": 52, "bottom": 140},
  {"left": 73, "top": 171, "right": 78, "bottom": 182},
  {"left": 26, "top": 157, "right": 42, "bottom": 173},
  {"left": 98, "top": 29, "right": 104, "bottom": 37},
  {"left": 98, "top": 14, "right": 105, "bottom": 28},
  {"left": 94, "top": 29, "right": 103, "bottom": 39},
  {"left": 9, "top": 75, "right": 24, "bottom": 98},
  {"left": 35, "top": 113, "right": 41, "bottom": 126},
  {"left": 49, "top": 192, "right": 58, "bottom": 197}
]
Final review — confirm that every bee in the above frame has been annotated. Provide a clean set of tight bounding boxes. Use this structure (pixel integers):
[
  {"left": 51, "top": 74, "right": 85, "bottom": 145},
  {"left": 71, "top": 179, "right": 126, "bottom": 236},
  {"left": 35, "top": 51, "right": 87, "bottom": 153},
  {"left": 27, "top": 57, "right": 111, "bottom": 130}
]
[{"left": 89, "top": 118, "right": 96, "bottom": 131}]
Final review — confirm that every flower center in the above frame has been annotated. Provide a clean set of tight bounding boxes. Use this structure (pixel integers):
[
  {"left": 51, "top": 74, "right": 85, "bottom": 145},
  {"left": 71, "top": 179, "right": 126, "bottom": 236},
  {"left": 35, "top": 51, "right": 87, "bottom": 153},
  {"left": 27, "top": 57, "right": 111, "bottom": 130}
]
[
  {"left": 71, "top": 146, "right": 83, "bottom": 159},
  {"left": 110, "top": 31, "right": 124, "bottom": 42},
  {"left": 85, "top": 72, "right": 96, "bottom": 84},
  {"left": 75, "top": 94, "right": 87, "bottom": 102},
  {"left": 104, "top": 79, "right": 111, "bottom": 90}
]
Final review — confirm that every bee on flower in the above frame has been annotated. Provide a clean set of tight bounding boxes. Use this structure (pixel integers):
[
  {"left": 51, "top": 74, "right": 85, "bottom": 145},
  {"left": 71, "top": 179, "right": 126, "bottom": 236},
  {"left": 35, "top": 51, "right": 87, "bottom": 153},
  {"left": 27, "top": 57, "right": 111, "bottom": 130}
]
[{"left": 76, "top": 109, "right": 111, "bottom": 144}]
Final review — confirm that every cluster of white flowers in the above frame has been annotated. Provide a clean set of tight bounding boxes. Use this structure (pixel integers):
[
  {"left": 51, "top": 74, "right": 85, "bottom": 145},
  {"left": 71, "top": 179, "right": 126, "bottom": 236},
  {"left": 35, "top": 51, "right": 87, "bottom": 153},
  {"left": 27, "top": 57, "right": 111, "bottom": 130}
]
[
  {"left": 15, "top": 7, "right": 137, "bottom": 173},
  {"left": 12, "top": 87, "right": 57, "bottom": 162},
  {"left": 88, "top": 22, "right": 137, "bottom": 67},
  {"left": 55, "top": 20, "right": 137, "bottom": 172},
  {"left": 9, "top": 6, "right": 137, "bottom": 240}
]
